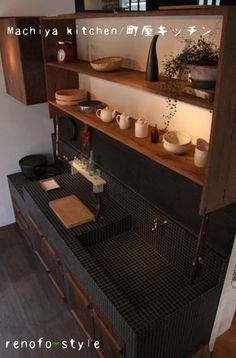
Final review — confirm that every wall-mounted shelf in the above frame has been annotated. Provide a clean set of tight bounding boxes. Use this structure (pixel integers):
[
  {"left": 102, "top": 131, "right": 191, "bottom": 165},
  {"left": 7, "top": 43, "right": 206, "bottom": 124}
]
[
  {"left": 42, "top": 7, "right": 225, "bottom": 21},
  {"left": 42, "top": 8, "right": 236, "bottom": 215},
  {"left": 47, "top": 61, "right": 213, "bottom": 110},
  {"left": 49, "top": 100, "right": 205, "bottom": 185}
]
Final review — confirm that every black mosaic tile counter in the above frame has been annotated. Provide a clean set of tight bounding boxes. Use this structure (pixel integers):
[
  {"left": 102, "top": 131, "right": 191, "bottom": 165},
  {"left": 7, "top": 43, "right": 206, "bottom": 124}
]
[{"left": 8, "top": 171, "right": 227, "bottom": 358}]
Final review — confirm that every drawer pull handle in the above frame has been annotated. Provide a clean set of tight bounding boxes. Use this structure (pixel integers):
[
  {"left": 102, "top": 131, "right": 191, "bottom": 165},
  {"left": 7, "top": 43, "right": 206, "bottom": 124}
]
[{"left": 65, "top": 272, "right": 92, "bottom": 309}]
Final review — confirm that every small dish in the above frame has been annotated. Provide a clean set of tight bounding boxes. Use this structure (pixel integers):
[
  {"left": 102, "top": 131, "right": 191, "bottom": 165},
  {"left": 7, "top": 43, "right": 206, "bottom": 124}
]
[
  {"left": 79, "top": 100, "right": 106, "bottom": 112},
  {"left": 163, "top": 130, "right": 192, "bottom": 154},
  {"left": 39, "top": 178, "right": 61, "bottom": 191}
]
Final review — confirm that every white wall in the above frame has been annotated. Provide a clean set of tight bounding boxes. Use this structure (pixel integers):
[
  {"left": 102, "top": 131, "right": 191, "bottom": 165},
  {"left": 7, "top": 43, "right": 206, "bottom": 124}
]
[{"left": 0, "top": 0, "right": 75, "bottom": 227}]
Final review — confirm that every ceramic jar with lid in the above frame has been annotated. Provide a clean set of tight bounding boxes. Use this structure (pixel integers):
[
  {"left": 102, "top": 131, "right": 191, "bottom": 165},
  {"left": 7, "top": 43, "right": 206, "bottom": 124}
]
[{"left": 135, "top": 117, "right": 149, "bottom": 138}]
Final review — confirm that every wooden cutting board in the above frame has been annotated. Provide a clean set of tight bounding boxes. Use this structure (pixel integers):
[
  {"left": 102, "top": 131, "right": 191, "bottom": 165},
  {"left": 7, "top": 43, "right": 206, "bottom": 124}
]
[{"left": 49, "top": 195, "right": 95, "bottom": 229}]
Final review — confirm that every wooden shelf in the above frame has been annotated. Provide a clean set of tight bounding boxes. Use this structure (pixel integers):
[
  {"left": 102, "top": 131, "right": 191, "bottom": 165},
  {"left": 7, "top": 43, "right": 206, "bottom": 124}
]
[
  {"left": 47, "top": 61, "right": 213, "bottom": 110},
  {"left": 49, "top": 100, "right": 205, "bottom": 185},
  {"left": 42, "top": 7, "right": 226, "bottom": 21}
]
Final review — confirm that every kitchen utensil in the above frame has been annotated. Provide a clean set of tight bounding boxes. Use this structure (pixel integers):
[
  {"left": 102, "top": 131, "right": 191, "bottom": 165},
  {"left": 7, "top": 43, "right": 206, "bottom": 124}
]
[
  {"left": 90, "top": 56, "right": 123, "bottom": 72},
  {"left": 37, "top": 165, "right": 59, "bottom": 179},
  {"left": 19, "top": 155, "right": 47, "bottom": 178},
  {"left": 116, "top": 113, "right": 130, "bottom": 130},
  {"left": 96, "top": 107, "right": 116, "bottom": 123},
  {"left": 135, "top": 117, "right": 149, "bottom": 138},
  {"left": 49, "top": 195, "right": 95, "bottom": 229},
  {"left": 163, "top": 131, "right": 192, "bottom": 154},
  {"left": 79, "top": 100, "right": 106, "bottom": 113}
]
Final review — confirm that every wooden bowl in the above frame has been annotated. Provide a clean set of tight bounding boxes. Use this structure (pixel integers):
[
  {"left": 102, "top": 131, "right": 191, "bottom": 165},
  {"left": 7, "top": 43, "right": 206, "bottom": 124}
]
[
  {"left": 90, "top": 56, "right": 123, "bottom": 72},
  {"left": 55, "top": 88, "right": 87, "bottom": 101},
  {"left": 55, "top": 99, "right": 81, "bottom": 106}
]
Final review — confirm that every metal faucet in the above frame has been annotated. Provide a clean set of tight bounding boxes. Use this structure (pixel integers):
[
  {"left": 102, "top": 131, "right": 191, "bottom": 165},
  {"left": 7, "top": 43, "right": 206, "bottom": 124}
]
[{"left": 152, "top": 218, "right": 168, "bottom": 232}]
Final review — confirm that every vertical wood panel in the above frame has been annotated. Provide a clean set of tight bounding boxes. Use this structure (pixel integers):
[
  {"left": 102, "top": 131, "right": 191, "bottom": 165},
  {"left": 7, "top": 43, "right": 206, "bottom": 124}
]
[
  {"left": 0, "top": 18, "right": 26, "bottom": 103},
  {"left": 0, "top": 17, "right": 46, "bottom": 105},
  {"left": 41, "top": 19, "right": 79, "bottom": 117},
  {"left": 200, "top": 8, "right": 236, "bottom": 215}
]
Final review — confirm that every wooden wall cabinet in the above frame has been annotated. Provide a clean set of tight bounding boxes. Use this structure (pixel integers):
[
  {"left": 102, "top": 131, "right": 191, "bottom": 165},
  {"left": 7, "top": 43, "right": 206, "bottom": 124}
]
[
  {"left": 0, "top": 17, "right": 46, "bottom": 105},
  {"left": 41, "top": 8, "right": 236, "bottom": 217}
]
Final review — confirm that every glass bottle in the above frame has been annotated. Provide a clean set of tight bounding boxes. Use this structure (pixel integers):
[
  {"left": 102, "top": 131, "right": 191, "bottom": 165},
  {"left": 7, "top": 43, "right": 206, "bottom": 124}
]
[
  {"left": 151, "top": 125, "right": 159, "bottom": 143},
  {"left": 88, "top": 150, "right": 95, "bottom": 176}
]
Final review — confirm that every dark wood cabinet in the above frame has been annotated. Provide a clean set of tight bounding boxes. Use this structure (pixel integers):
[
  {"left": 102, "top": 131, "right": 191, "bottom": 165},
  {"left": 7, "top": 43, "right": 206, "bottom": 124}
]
[
  {"left": 65, "top": 270, "right": 125, "bottom": 357},
  {"left": 0, "top": 17, "right": 46, "bottom": 105},
  {"left": 93, "top": 309, "right": 125, "bottom": 358},
  {"left": 65, "top": 271, "right": 94, "bottom": 340},
  {"left": 28, "top": 215, "right": 65, "bottom": 299},
  {"left": 12, "top": 200, "right": 31, "bottom": 247}
]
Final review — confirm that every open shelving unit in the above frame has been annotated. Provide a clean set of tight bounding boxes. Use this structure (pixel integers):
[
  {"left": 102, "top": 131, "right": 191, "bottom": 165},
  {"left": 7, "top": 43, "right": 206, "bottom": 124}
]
[
  {"left": 47, "top": 61, "right": 213, "bottom": 110},
  {"left": 41, "top": 7, "right": 236, "bottom": 215},
  {"left": 49, "top": 100, "right": 205, "bottom": 185}
]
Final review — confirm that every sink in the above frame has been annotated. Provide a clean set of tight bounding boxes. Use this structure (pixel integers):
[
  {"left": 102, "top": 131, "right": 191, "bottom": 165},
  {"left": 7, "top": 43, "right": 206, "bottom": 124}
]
[{"left": 80, "top": 231, "right": 189, "bottom": 311}]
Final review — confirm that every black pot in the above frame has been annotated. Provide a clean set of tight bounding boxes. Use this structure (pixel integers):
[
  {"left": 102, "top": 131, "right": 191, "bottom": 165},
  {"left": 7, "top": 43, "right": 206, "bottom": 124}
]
[
  {"left": 37, "top": 165, "right": 59, "bottom": 179},
  {"left": 19, "top": 155, "right": 47, "bottom": 178}
]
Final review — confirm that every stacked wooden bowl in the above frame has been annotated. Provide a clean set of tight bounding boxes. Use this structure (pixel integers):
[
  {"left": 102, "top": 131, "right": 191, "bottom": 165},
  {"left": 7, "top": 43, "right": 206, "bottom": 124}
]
[{"left": 55, "top": 89, "right": 87, "bottom": 106}]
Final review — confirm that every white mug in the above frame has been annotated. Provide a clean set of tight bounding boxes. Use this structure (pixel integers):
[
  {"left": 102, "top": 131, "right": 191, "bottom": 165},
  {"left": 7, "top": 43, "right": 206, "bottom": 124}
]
[{"left": 194, "top": 138, "right": 209, "bottom": 168}]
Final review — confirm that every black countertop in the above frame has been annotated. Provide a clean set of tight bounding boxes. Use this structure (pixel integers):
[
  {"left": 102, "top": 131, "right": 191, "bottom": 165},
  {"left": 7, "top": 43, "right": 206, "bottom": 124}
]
[{"left": 9, "top": 172, "right": 223, "bottom": 333}]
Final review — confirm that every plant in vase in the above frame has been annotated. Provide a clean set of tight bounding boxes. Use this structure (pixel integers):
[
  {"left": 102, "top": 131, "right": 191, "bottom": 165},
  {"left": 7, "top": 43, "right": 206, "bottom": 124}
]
[{"left": 161, "top": 37, "right": 219, "bottom": 131}]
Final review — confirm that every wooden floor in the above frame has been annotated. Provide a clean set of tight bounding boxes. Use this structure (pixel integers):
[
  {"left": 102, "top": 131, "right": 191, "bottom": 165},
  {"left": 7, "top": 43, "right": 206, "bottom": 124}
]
[
  {"left": 213, "top": 312, "right": 236, "bottom": 358},
  {"left": 0, "top": 224, "right": 97, "bottom": 358},
  {"left": 0, "top": 224, "right": 235, "bottom": 358}
]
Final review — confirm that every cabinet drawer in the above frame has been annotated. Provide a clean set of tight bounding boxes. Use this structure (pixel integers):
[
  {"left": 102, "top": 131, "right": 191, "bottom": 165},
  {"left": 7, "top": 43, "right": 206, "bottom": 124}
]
[
  {"left": 28, "top": 215, "right": 44, "bottom": 240},
  {"left": 28, "top": 215, "right": 65, "bottom": 299},
  {"left": 41, "top": 236, "right": 65, "bottom": 297},
  {"left": 93, "top": 309, "right": 124, "bottom": 358},
  {"left": 13, "top": 200, "right": 31, "bottom": 246},
  {"left": 65, "top": 271, "right": 94, "bottom": 340}
]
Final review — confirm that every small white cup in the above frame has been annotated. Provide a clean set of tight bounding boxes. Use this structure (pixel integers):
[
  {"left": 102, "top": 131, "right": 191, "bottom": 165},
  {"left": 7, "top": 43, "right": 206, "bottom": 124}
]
[{"left": 194, "top": 138, "right": 209, "bottom": 168}]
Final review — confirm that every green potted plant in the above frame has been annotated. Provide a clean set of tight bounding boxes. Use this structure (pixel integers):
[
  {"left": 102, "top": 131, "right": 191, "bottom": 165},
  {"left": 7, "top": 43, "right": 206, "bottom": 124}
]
[
  {"left": 163, "top": 37, "right": 219, "bottom": 89},
  {"left": 161, "top": 37, "right": 219, "bottom": 130}
]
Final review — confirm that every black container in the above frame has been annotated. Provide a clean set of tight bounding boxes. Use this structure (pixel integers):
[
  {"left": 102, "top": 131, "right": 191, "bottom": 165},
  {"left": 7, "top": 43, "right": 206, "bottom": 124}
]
[
  {"left": 19, "top": 155, "right": 47, "bottom": 178},
  {"left": 145, "top": 35, "right": 159, "bottom": 82}
]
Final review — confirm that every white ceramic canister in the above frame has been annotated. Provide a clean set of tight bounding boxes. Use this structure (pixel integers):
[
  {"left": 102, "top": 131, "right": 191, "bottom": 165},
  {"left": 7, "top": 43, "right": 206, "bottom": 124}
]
[
  {"left": 135, "top": 117, "right": 149, "bottom": 138},
  {"left": 194, "top": 138, "right": 209, "bottom": 168}
]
